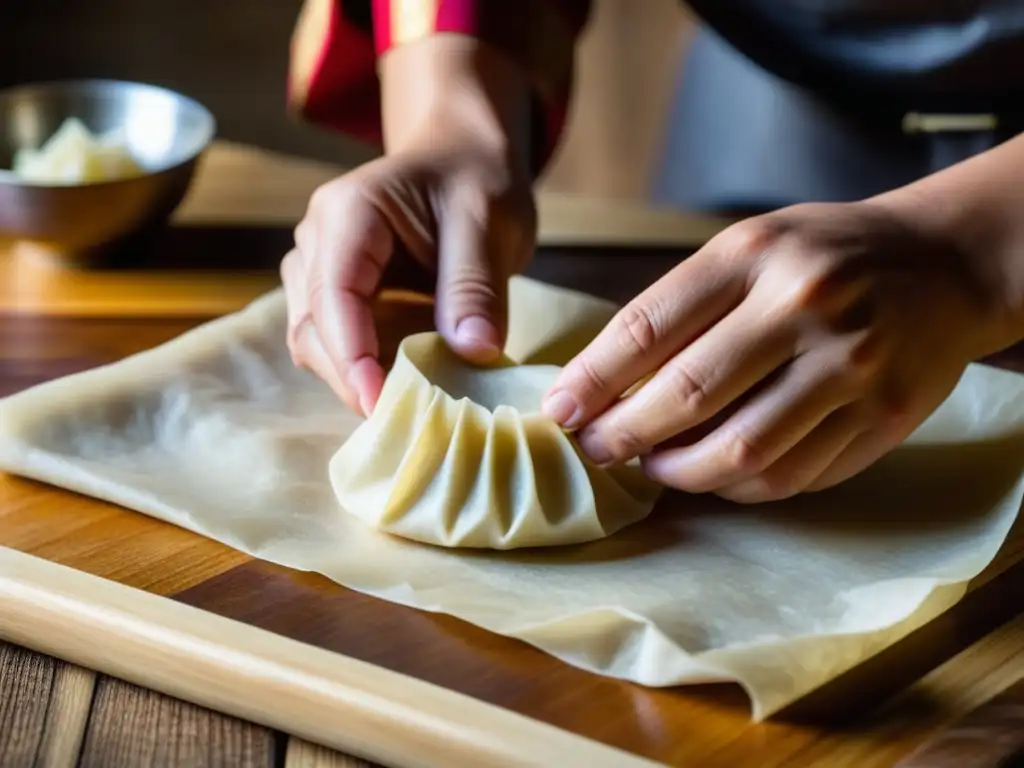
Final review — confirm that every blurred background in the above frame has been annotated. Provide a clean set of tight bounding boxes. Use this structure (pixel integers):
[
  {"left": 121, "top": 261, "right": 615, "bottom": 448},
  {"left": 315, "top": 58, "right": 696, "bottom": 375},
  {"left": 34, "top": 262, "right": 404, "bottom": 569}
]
[{"left": 0, "top": 0, "right": 695, "bottom": 202}]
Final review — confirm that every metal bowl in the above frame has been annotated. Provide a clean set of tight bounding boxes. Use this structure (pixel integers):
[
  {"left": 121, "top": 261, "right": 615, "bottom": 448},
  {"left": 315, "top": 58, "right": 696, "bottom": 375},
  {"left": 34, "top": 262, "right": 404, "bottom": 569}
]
[{"left": 0, "top": 79, "right": 215, "bottom": 257}]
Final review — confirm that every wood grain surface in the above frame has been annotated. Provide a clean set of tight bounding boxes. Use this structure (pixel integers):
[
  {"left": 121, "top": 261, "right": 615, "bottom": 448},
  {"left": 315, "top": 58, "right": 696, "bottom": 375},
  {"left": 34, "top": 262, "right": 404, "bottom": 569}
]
[
  {"left": 896, "top": 679, "right": 1024, "bottom": 767},
  {"left": 0, "top": 639, "right": 394, "bottom": 768},
  {"left": 4, "top": 258, "right": 1024, "bottom": 766},
  {"left": 2, "top": 141, "right": 1024, "bottom": 766},
  {"left": 285, "top": 739, "right": 376, "bottom": 768},
  {"left": 0, "top": 644, "right": 58, "bottom": 765},
  {"left": 79, "top": 677, "right": 276, "bottom": 768}
]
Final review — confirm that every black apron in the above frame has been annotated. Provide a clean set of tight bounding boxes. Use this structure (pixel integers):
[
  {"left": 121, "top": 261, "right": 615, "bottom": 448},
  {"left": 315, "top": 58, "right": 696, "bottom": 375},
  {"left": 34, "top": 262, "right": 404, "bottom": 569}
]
[{"left": 654, "top": 1, "right": 1024, "bottom": 213}]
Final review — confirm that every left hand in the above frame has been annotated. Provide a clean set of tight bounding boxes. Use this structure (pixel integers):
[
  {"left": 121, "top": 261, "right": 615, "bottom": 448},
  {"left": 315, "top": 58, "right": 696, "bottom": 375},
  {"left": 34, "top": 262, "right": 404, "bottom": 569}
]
[{"left": 541, "top": 201, "right": 1007, "bottom": 503}]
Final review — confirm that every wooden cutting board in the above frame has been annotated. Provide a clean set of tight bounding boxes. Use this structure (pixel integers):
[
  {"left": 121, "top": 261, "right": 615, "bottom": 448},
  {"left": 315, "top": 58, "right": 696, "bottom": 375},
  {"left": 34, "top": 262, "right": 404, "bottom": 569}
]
[
  {"left": 3, "top": 263, "right": 1024, "bottom": 768},
  {"left": 2, "top": 143, "right": 1024, "bottom": 767}
]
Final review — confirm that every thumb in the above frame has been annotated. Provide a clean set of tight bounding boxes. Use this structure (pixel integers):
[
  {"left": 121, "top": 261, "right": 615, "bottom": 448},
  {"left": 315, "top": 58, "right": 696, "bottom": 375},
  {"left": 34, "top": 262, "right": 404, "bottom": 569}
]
[{"left": 434, "top": 201, "right": 509, "bottom": 364}]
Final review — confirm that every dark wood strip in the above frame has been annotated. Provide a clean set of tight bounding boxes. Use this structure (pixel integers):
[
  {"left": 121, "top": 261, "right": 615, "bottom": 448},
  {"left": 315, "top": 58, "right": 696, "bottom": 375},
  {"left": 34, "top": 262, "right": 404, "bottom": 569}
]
[
  {"left": 173, "top": 559, "right": 750, "bottom": 766},
  {"left": 172, "top": 553, "right": 1024, "bottom": 767},
  {"left": 78, "top": 675, "right": 278, "bottom": 768},
  {"left": 896, "top": 680, "right": 1024, "bottom": 767},
  {"left": 0, "top": 642, "right": 58, "bottom": 765}
]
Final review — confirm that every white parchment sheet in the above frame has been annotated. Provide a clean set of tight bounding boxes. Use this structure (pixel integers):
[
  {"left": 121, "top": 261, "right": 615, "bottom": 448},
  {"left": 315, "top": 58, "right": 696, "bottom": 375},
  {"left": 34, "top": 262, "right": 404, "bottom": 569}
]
[{"left": 2, "top": 276, "right": 1023, "bottom": 719}]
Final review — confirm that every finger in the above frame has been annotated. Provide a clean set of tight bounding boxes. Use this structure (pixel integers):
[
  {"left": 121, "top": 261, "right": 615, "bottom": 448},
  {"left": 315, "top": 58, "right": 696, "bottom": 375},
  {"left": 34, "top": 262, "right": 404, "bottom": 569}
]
[
  {"left": 306, "top": 196, "right": 392, "bottom": 415},
  {"left": 292, "top": 320, "right": 364, "bottom": 414},
  {"left": 281, "top": 249, "right": 309, "bottom": 355},
  {"left": 713, "top": 405, "right": 867, "bottom": 503},
  {"left": 283, "top": 246, "right": 372, "bottom": 414},
  {"left": 575, "top": 291, "right": 795, "bottom": 466},
  {"left": 293, "top": 217, "right": 316, "bottom": 261},
  {"left": 803, "top": 413, "right": 916, "bottom": 492},
  {"left": 434, "top": 199, "right": 507, "bottom": 364},
  {"left": 542, "top": 253, "right": 746, "bottom": 429},
  {"left": 641, "top": 337, "right": 875, "bottom": 492}
]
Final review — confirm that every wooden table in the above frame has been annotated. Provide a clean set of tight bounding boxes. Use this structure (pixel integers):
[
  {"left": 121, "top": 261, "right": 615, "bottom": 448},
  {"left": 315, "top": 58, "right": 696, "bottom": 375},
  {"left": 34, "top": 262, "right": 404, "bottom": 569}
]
[{"left": 2, "top": 142, "right": 1024, "bottom": 767}]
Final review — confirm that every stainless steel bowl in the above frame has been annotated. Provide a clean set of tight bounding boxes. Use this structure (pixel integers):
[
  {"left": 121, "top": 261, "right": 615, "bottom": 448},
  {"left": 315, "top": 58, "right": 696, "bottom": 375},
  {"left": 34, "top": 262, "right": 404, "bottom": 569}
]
[{"left": 0, "top": 79, "right": 215, "bottom": 256}]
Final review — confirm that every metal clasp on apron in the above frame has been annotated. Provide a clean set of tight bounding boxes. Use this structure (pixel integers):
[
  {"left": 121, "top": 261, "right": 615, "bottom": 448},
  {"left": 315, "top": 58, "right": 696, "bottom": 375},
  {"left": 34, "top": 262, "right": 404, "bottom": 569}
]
[{"left": 902, "top": 112, "right": 999, "bottom": 134}]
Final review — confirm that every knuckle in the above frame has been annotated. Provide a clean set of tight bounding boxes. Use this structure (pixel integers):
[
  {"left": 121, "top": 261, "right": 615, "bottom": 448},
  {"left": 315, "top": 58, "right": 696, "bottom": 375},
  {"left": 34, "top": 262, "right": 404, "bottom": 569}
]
[
  {"left": 575, "top": 355, "right": 608, "bottom": 394},
  {"left": 718, "top": 215, "right": 786, "bottom": 262},
  {"left": 848, "top": 327, "right": 887, "bottom": 374},
  {"left": 718, "top": 482, "right": 769, "bottom": 505},
  {"left": 311, "top": 177, "right": 366, "bottom": 216},
  {"left": 826, "top": 333, "right": 886, "bottom": 392},
  {"left": 879, "top": 384, "right": 912, "bottom": 426},
  {"left": 310, "top": 178, "right": 343, "bottom": 207},
  {"left": 779, "top": 269, "right": 832, "bottom": 314},
  {"left": 719, "top": 470, "right": 802, "bottom": 504},
  {"left": 305, "top": 271, "right": 328, "bottom": 317},
  {"left": 445, "top": 181, "right": 491, "bottom": 223},
  {"left": 279, "top": 250, "right": 299, "bottom": 283},
  {"left": 721, "top": 426, "right": 770, "bottom": 475},
  {"left": 764, "top": 249, "right": 835, "bottom": 315},
  {"left": 608, "top": 426, "right": 649, "bottom": 460},
  {"left": 457, "top": 159, "right": 513, "bottom": 197},
  {"left": 308, "top": 181, "right": 332, "bottom": 211},
  {"left": 606, "top": 430, "right": 647, "bottom": 460},
  {"left": 593, "top": 419, "right": 650, "bottom": 462},
  {"left": 285, "top": 300, "right": 312, "bottom": 347},
  {"left": 286, "top": 324, "right": 310, "bottom": 365},
  {"left": 616, "top": 302, "right": 663, "bottom": 356},
  {"left": 662, "top": 360, "right": 710, "bottom": 416},
  {"left": 833, "top": 357, "right": 870, "bottom": 392},
  {"left": 444, "top": 269, "right": 501, "bottom": 305},
  {"left": 756, "top": 469, "right": 804, "bottom": 501}
]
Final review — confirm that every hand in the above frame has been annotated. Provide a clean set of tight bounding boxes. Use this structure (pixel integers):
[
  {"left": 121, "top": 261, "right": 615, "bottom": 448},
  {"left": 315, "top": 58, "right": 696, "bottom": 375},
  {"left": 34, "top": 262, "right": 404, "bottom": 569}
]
[
  {"left": 542, "top": 201, "right": 1008, "bottom": 503},
  {"left": 281, "top": 36, "right": 535, "bottom": 416}
]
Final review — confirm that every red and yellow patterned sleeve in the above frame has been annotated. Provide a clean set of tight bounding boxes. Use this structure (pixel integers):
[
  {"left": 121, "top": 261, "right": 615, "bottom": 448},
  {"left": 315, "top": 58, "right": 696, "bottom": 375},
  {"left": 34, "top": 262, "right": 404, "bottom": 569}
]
[{"left": 288, "top": 0, "right": 592, "bottom": 175}]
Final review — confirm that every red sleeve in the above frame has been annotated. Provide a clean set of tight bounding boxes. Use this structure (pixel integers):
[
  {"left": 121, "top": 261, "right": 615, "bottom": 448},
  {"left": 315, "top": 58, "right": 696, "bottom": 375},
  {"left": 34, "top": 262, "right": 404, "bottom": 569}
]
[{"left": 287, "top": 0, "right": 592, "bottom": 176}]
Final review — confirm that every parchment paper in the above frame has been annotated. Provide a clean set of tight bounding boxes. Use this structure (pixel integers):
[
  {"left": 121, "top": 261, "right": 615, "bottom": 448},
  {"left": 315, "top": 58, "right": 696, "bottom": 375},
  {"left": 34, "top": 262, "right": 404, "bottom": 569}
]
[{"left": 2, "top": 276, "right": 1024, "bottom": 719}]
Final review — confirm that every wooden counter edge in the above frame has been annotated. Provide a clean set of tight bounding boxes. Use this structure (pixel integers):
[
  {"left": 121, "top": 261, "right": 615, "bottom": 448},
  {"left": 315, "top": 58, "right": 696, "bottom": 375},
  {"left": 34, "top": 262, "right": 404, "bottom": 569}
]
[
  {"left": 0, "top": 546, "right": 655, "bottom": 768},
  {"left": 177, "top": 141, "right": 733, "bottom": 247}
]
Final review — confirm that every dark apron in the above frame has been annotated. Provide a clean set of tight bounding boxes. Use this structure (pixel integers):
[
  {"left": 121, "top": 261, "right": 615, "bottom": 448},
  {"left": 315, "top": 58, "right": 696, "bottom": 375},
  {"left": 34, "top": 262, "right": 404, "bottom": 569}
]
[{"left": 654, "top": 1, "right": 1024, "bottom": 213}]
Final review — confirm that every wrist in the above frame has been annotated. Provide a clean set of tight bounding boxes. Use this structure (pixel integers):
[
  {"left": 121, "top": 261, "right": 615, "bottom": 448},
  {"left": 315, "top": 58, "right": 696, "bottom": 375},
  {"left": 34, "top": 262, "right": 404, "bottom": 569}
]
[
  {"left": 871, "top": 169, "right": 1024, "bottom": 357},
  {"left": 379, "top": 35, "right": 532, "bottom": 173}
]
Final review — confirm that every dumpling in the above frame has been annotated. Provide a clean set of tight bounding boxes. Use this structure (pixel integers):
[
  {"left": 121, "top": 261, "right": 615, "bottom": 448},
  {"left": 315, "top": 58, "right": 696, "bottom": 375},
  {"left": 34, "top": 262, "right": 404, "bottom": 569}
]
[{"left": 329, "top": 333, "right": 663, "bottom": 550}]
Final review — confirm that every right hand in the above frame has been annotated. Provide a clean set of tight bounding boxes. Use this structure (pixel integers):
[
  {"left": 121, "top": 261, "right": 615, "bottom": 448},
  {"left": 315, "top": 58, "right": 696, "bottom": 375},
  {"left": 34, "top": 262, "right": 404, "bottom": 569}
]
[{"left": 281, "top": 37, "right": 536, "bottom": 416}]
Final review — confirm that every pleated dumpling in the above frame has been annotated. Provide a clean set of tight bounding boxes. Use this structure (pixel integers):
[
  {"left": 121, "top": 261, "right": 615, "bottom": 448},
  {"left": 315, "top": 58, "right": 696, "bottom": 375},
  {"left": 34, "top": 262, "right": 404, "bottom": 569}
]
[{"left": 329, "top": 333, "right": 663, "bottom": 550}]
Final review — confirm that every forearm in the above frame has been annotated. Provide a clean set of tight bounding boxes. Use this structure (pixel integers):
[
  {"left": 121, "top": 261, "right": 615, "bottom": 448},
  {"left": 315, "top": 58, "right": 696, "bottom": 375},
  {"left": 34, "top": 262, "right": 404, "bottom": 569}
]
[
  {"left": 288, "top": 0, "right": 592, "bottom": 176},
  {"left": 874, "top": 133, "right": 1024, "bottom": 353},
  {"left": 380, "top": 36, "right": 532, "bottom": 174}
]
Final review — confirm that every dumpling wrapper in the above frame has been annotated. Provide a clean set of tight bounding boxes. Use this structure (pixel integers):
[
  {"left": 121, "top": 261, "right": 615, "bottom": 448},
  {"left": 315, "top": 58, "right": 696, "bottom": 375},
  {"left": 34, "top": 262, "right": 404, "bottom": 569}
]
[
  {"left": 331, "top": 333, "right": 662, "bottom": 549},
  {"left": 1, "top": 275, "right": 1024, "bottom": 720}
]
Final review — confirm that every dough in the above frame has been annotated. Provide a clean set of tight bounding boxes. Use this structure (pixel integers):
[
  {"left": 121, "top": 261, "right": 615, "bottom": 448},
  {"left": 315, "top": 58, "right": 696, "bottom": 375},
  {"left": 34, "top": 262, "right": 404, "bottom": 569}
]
[
  {"left": 330, "top": 333, "right": 662, "bottom": 549},
  {"left": 12, "top": 117, "right": 144, "bottom": 184}
]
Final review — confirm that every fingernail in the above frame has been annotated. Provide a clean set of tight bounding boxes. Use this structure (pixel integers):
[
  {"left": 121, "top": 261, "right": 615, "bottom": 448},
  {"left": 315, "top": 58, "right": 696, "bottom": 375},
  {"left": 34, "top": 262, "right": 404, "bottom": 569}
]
[
  {"left": 454, "top": 315, "right": 501, "bottom": 358},
  {"left": 640, "top": 453, "right": 671, "bottom": 484},
  {"left": 348, "top": 358, "right": 385, "bottom": 417},
  {"left": 358, "top": 391, "right": 376, "bottom": 417},
  {"left": 578, "top": 430, "right": 613, "bottom": 466},
  {"left": 542, "top": 390, "right": 582, "bottom": 429}
]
